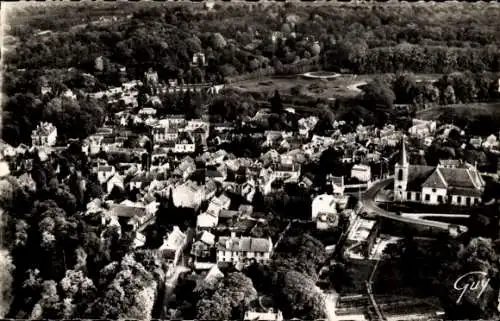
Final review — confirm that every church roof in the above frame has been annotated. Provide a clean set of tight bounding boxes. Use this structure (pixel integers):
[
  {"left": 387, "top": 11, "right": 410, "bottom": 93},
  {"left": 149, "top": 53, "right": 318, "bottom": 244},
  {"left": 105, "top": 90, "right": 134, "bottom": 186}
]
[
  {"left": 409, "top": 166, "right": 484, "bottom": 192},
  {"left": 422, "top": 170, "right": 447, "bottom": 189},
  {"left": 406, "top": 165, "right": 435, "bottom": 191}
]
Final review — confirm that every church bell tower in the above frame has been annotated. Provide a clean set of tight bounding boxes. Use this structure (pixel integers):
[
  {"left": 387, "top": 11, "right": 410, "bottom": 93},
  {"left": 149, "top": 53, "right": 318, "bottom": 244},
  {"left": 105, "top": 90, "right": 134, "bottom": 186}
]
[{"left": 394, "top": 137, "right": 409, "bottom": 201}]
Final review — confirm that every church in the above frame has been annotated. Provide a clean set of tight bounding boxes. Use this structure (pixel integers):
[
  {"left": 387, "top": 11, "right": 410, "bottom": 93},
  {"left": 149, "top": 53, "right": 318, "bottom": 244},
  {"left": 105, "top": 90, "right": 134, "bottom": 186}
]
[{"left": 394, "top": 139, "right": 485, "bottom": 206}]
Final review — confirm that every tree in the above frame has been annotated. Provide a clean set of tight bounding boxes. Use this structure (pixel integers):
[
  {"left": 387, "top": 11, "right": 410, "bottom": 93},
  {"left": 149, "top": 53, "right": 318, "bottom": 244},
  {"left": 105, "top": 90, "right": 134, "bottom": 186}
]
[
  {"left": 392, "top": 73, "right": 417, "bottom": 104},
  {"left": 87, "top": 254, "right": 157, "bottom": 320},
  {"left": 196, "top": 272, "right": 257, "bottom": 320},
  {"left": 212, "top": 33, "right": 227, "bottom": 50},
  {"left": 270, "top": 90, "right": 283, "bottom": 114},
  {"left": 272, "top": 234, "right": 327, "bottom": 281},
  {"left": 276, "top": 270, "right": 326, "bottom": 319},
  {"left": 362, "top": 79, "right": 396, "bottom": 110},
  {"left": 443, "top": 85, "right": 456, "bottom": 105},
  {"left": 196, "top": 293, "right": 232, "bottom": 320}
]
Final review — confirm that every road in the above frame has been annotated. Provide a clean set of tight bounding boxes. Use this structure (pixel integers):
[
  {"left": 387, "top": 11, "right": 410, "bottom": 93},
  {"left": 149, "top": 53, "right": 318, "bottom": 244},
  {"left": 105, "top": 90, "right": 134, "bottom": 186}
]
[
  {"left": 160, "top": 227, "right": 194, "bottom": 319},
  {"left": 360, "top": 178, "right": 467, "bottom": 232}
]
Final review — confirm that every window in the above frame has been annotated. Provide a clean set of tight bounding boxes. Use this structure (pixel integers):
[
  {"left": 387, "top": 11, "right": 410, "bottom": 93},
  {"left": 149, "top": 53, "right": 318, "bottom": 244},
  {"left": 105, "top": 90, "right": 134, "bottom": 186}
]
[
  {"left": 432, "top": 188, "right": 436, "bottom": 193},
  {"left": 407, "top": 192, "right": 412, "bottom": 200},
  {"left": 437, "top": 195, "right": 443, "bottom": 203},
  {"left": 425, "top": 194, "right": 430, "bottom": 201},
  {"left": 397, "top": 169, "right": 403, "bottom": 181},
  {"left": 457, "top": 196, "right": 462, "bottom": 204},
  {"left": 466, "top": 197, "right": 471, "bottom": 206},
  {"left": 416, "top": 193, "right": 421, "bottom": 201}
]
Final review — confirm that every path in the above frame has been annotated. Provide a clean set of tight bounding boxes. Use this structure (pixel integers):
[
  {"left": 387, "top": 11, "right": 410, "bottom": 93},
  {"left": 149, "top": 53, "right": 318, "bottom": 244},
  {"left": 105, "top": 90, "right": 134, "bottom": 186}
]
[{"left": 360, "top": 178, "right": 468, "bottom": 232}]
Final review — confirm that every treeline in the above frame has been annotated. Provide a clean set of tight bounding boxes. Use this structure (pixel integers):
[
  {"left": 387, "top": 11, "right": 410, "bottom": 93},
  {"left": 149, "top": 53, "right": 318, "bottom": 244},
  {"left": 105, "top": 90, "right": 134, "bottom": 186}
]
[
  {"left": 326, "top": 43, "right": 500, "bottom": 74},
  {"left": 6, "top": 3, "right": 500, "bottom": 92}
]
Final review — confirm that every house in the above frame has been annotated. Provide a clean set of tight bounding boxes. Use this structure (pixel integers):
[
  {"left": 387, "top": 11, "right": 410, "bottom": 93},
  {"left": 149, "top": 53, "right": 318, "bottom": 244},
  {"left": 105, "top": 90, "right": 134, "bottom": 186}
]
[
  {"left": 158, "top": 114, "right": 186, "bottom": 127},
  {"left": 213, "top": 122, "right": 235, "bottom": 133},
  {"left": 351, "top": 164, "right": 371, "bottom": 183},
  {"left": 173, "top": 157, "right": 196, "bottom": 180},
  {"left": 109, "top": 202, "right": 152, "bottom": 230},
  {"left": 0, "top": 161, "right": 10, "bottom": 178},
  {"left": 144, "top": 69, "right": 159, "bottom": 86},
  {"left": 31, "top": 122, "right": 57, "bottom": 147},
  {"left": 470, "top": 136, "right": 483, "bottom": 149},
  {"left": 62, "top": 89, "right": 77, "bottom": 100},
  {"left": 298, "top": 116, "right": 319, "bottom": 137},
  {"left": 96, "top": 165, "right": 116, "bottom": 185},
  {"left": 159, "top": 226, "right": 187, "bottom": 266},
  {"left": 327, "top": 175, "right": 345, "bottom": 196},
  {"left": 197, "top": 211, "right": 219, "bottom": 230},
  {"left": 0, "top": 140, "right": 16, "bottom": 158},
  {"left": 172, "top": 181, "right": 204, "bottom": 209},
  {"left": 206, "top": 164, "right": 227, "bottom": 182},
  {"left": 409, "top": 119, "right": 437, "bottom": 138},
  {"left": 174, "top": 132, "right": 195, "bottom": 154},
  {"left": 482, "top": 134, "right": 498, "bottom": 150},
  {"left": 216, "top": 232, "right": 273, "bottom": 264},
  {"left": 192, "top": 232, "right": 218, "bottom": 270},
  {"left": 312, "top": 193, "right": 337, "bottom": 220},
  {"left": 206, "top": 194, "right": 231, "bottom": 216},
  {"left": 244, "top": 298, "right": 283, "bottom": 321},
  {"left": 82, "top": 135, "right": 104, "bottom": 155},
  {"left": 138, "top": 107, "right": 157, "bottom": 117},
  {"left": 272, "top": 163, "right": 300, "bottom": 183},
  {"left": 394, "top": 139, "right": 485, "bottom": 206},
  {"left": 17, "top": 172, "right": 37, "bottom": 192},
  {"left": 192, "top": 52, "right": 206, "bottom": 67},
  {"left": 106, "top": 173, "right": 124, "bottom": 194},
  {"left": 185, "top": 119, "right": 210, "bottom": 139}
]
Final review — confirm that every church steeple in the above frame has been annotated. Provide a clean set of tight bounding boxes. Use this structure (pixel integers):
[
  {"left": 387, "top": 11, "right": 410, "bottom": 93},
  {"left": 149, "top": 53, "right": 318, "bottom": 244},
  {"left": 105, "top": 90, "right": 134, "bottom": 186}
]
[
  {"left": 394, "top": 136, "right": 409, "bottom": 202},
  {"left": 399, "top": 136, "right": 408, "bottom": 166}
]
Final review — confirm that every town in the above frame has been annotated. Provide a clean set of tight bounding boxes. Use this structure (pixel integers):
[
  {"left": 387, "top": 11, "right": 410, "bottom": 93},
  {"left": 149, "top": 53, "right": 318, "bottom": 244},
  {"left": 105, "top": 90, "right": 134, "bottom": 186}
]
[{"left": 2, "top": 2, "right": 500, "bottom": 321}]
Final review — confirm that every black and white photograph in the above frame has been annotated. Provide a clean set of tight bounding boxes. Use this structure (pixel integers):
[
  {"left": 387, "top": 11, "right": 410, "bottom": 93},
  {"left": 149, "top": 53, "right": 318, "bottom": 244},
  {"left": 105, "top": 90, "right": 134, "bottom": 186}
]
[{"left": 1, "top": 0, "right": 500, "bottom": 320}]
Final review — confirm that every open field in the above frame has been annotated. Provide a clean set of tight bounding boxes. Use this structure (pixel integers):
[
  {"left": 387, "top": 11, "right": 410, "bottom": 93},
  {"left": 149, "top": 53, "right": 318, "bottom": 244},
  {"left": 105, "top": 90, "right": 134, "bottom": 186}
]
[{"left": 230, "top": 74, "right": 442, "bottom": 99}]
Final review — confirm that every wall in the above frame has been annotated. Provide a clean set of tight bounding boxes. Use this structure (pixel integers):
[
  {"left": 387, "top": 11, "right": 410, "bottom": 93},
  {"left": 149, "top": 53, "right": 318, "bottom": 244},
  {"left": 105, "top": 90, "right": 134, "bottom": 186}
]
[{"left": 421, "top": 187, "right": 447, "bottom": 205}]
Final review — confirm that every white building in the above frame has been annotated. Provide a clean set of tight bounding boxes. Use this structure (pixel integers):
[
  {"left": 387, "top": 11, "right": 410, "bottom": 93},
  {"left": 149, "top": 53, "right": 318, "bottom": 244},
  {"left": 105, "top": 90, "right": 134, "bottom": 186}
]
[
  {"left": 216, "top": 233, "right": 273, "bottom": 264},
  {"left": 174, "top": 132, "right": 196, "bottom": 154},
  {"left": 96, "top": 165, "right": 116, "bottom": 185},
  {"left": 408, "top": 119, "right": 437, "bottom": 138},
  {"left": 351, "top": 164, "right": 371, "bottom": 182},
  {"left": 31, "top": 122, "right": 57, "bottom": 147},
  {"left": 394, "top": 139, "right": 485, "bottom": 206},
  {"left": 312, "top": 193, "right": 337, "bottom": 220}
]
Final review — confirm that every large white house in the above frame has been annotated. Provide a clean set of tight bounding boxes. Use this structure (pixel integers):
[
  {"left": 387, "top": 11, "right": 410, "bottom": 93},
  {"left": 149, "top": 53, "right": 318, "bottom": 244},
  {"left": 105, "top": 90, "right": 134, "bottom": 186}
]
[
  {"left": 394, "top": 139, "right": 485, "bottom": 206},
  {"left": 31, "top": 122, "right": 57, "bottom": 147},
  {"left": 311, "top": 193, "right": 337, "bottom": 220},
  {"left": 216, "top": 233, "right": 272, "bottom": 264}
]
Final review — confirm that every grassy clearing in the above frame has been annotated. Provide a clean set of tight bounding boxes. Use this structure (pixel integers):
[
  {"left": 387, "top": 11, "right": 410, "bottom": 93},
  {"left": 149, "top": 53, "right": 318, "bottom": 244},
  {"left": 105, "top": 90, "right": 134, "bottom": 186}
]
[{"left": 230, "top": 74, "right": 442, "bottom": 99}]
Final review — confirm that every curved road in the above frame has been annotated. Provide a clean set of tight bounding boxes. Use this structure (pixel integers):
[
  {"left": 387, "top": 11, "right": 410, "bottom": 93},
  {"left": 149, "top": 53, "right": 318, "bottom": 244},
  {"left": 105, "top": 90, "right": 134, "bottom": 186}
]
[{"left": 361, "top": 178, "right": 467, "bottom": 232}]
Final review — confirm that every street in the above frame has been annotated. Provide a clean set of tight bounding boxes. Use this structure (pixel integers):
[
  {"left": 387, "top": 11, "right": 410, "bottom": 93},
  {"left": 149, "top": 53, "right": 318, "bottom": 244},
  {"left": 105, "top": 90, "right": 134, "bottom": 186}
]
[{"left": 360, "top": 178, "right": 465, "bottom": 232}]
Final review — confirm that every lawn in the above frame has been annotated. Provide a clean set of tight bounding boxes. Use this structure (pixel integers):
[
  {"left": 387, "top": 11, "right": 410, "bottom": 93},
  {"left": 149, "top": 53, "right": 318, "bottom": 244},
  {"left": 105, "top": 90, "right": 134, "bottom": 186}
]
[
  {"left": 340, "top": 259, "right": 375, "bottom": 296},
  {"left": 230, "top": 73, "right": 442, "bottom": 99}
]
